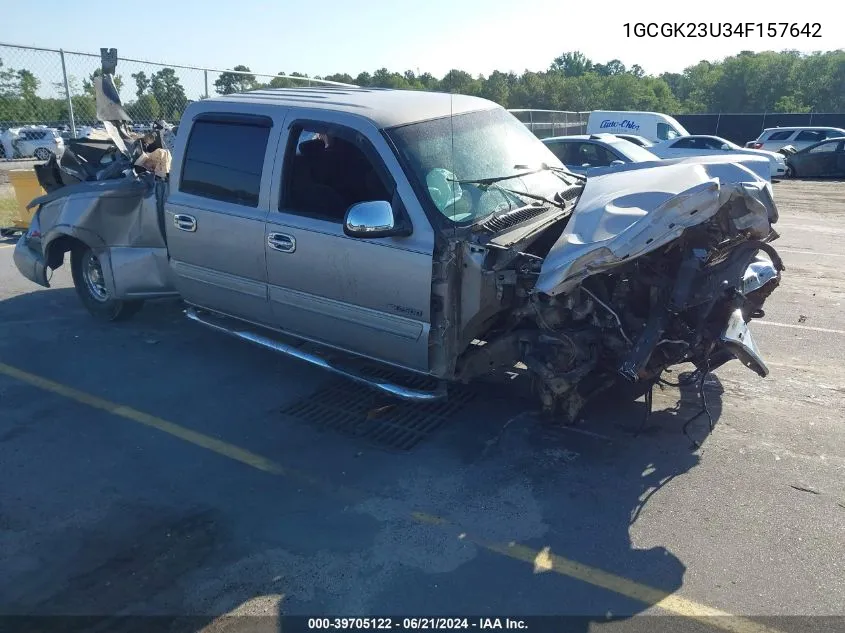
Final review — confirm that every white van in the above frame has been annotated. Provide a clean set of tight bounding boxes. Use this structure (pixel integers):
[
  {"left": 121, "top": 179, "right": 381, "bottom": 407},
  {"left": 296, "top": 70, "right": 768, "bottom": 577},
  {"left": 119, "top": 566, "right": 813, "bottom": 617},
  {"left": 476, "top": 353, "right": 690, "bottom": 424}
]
[{"left": 587, "top": 111, "right": 689, "bottom": 143}]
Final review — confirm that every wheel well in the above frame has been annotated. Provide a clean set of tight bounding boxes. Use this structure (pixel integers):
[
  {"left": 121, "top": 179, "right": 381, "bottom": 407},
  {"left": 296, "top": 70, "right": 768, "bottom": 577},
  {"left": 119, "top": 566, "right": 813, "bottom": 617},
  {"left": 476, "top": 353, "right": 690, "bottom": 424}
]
[{"left": 46, "top": 235, "right": 86, "bottom": 270}]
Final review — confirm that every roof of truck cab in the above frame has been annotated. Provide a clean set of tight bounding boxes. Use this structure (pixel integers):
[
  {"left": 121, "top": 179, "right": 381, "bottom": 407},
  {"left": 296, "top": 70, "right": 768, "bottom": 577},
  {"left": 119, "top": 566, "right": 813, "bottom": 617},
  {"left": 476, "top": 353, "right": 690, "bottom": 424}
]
[{"left": 207, "top": 87, "right": 498, "bottom": 128}]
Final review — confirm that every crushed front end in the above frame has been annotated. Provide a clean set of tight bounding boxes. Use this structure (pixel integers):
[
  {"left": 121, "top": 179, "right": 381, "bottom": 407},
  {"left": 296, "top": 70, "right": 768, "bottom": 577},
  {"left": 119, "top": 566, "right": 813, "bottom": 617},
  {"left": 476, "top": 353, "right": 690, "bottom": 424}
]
[{"left": 453, "top": 159, "right": 783, "bottom": 421}]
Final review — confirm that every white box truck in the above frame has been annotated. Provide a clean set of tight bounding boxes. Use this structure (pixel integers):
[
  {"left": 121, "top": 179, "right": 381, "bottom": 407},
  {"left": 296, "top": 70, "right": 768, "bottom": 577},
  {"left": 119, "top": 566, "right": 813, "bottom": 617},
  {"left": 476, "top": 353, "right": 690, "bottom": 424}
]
[{"left": 587, "top": 111, "right": 689, "bottom": 142}]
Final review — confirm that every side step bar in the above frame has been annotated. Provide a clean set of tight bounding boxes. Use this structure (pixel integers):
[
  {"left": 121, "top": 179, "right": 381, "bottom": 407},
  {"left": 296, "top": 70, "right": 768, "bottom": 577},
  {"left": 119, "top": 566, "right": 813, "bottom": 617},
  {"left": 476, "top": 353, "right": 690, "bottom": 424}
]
[{"left": 185, "top": 307, "right": 447, "bottom": 402}]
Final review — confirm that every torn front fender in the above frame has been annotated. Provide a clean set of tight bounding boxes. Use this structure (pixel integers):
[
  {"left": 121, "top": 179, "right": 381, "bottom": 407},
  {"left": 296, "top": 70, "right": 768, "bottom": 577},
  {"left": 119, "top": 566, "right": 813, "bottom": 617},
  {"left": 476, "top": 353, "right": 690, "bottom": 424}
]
[
  {"left": 535, "top": 159, "right": 778, "bottom": 297},
  {"left": 16, "top": 175, "right": 176, "bottom": 299}
]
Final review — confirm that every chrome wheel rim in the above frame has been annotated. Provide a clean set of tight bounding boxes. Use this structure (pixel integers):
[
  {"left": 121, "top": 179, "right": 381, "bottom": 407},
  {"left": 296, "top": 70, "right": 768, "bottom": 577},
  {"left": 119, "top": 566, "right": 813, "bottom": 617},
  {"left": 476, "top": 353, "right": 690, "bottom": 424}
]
[{"left": 83, "top": 251, "right": 109, "bottom": 302}]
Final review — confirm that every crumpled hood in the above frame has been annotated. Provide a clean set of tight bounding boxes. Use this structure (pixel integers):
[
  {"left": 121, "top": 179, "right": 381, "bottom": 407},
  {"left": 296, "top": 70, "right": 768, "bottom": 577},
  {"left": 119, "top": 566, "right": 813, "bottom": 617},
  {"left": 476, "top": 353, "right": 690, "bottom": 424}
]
[{"left": 535, "top": 156, "right": 778, "bottom": 296}]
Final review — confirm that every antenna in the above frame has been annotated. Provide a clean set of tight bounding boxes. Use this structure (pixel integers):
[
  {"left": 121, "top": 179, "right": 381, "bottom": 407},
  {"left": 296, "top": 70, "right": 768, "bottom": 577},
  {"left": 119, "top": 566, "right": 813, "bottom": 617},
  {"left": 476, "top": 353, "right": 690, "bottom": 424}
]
[{"left": 449, "top": 70, "right": 455, "bottom": 224}]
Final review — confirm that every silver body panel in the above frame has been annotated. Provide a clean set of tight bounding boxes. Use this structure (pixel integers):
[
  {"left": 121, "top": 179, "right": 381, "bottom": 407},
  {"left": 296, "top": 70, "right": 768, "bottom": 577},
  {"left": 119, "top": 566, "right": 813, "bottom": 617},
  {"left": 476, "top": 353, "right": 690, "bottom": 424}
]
[{"left": 262, "top": 107, "right": 434, "bottom": 371}]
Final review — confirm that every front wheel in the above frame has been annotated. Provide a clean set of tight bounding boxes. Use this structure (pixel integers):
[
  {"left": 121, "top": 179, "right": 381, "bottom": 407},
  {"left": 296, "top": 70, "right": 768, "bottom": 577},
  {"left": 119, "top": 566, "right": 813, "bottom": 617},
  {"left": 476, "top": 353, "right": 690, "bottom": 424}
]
[
  {"left": 71, "top": 245, "right": 143, "bottom": 321},
  {"left": 33, "top": 147, "right": 52, "bottom": 161},
  {"left": 785, "top": 165, "right": 796, "bottom": 178}
]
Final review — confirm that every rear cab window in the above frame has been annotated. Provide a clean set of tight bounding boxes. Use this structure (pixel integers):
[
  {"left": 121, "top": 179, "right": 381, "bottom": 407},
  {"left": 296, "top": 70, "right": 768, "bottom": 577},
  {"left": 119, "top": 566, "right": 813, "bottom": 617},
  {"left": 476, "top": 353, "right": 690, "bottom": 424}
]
[{"left": 180, "top": 114, "right": 272, "bottom": 207}]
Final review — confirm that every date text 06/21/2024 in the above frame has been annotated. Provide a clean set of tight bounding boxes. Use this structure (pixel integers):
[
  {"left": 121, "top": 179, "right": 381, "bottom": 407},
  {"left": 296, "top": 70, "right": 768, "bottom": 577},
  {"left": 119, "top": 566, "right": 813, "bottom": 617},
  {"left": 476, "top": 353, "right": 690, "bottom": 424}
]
[
  {"left": 624, "top": 22, "right": 822, "bottom": 38},
  {"left": 307, "top": 618, "right": 528, "bottom": 630}
]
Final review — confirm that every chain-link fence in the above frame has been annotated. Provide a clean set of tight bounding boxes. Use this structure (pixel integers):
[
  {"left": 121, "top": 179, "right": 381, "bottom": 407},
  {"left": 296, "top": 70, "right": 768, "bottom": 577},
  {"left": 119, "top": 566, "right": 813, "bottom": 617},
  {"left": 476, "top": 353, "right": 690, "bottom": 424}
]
[
  {"left": 0, "top": 42, "right": 351, "bottom": 159},
  {"left": 508, "top": 110, "right": 589, "bottom": 139}
]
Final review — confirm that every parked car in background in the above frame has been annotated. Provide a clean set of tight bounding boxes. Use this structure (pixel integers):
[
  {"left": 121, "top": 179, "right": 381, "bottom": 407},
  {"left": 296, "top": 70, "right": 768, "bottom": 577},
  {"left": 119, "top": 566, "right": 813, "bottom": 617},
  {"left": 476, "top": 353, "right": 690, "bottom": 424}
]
[
  {"left": 542, "top": 133, "right": 659, "bottom": 175},
  {"left": 785, "top": 137, "right": 845, "bottom": 178},
  {"left": 586, "top": 111, "right": 689, "bottom": 142},
  {"left": 0, "top": 126, "right": 65, "bottom": 160},
  {"left": 650, "top": 135, "right": 786, "bottom": 178},
  {"left": 613, "top": 134, "right": 654, "bottom": 148},
  {"left": 746, "top": 127, "right": 845, "bottom": 152}
]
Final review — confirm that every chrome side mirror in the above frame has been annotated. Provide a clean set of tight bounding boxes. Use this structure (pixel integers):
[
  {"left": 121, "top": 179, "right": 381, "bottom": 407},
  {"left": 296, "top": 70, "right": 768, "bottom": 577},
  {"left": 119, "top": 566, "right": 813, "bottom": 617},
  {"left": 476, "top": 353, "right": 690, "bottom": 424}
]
[{"left": 344, "top": 200, "right": 404, "bottom": 239}]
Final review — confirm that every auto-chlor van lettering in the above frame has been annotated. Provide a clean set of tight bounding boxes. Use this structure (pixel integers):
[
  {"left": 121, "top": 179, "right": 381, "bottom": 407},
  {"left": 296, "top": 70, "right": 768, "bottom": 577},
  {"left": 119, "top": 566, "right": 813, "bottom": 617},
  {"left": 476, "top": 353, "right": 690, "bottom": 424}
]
[{"left": 588, "top": 111, "right": 689, "bottom": 142}]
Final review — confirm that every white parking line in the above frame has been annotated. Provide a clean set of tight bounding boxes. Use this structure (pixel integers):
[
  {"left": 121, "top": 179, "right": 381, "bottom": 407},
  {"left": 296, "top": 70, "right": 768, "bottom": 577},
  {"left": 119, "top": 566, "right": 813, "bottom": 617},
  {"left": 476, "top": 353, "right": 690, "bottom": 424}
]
[
  {"left": 777, "top": 248, "right": 845, "bottom": 259},
  {"left": 756, "top": 320, "right": 845, "bottom": 335},
  {"left": 777, "top": 222, "right": 845, "bottom": 236}
]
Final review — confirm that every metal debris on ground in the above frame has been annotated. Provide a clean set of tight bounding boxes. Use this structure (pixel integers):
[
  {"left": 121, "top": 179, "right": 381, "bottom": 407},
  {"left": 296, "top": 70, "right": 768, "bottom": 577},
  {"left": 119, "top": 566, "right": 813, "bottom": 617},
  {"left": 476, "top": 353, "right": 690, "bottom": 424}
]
[{"left": 790, "top": 484, "right": 820, "bottom": 495}]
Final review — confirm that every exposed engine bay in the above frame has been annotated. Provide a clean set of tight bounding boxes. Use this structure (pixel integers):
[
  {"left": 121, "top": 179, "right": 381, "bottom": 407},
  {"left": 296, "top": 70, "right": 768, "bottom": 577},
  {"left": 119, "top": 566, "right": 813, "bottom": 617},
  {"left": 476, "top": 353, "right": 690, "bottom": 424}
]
[{"left": 447, "top": 159, "right": 783, "bottom": 424}]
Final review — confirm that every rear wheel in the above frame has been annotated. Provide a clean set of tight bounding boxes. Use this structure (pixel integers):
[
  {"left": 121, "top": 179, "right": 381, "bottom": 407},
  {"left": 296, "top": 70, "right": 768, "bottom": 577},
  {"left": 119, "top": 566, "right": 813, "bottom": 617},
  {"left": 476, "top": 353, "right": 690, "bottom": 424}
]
[
  {"left": 71, "top": 245, "right": 143, "bottom": 321},
  {"left": 33, "top": 147, "right": 52, "bottom": 161}
]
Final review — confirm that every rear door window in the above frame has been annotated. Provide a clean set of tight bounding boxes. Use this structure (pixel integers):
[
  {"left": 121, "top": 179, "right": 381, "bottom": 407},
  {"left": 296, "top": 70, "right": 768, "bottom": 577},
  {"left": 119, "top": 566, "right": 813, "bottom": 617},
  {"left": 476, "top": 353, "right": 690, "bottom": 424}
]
[
  {"left": 180, "top": 117, "right": 272, "bottom": 207},
  {"left": 573, "top": 142, "right": 613, "bottom": 166},
  {"left": 796, "top": 130, "right": 826, "bottom": 143},
  {"left": 701, "top": 137, "right": 726, "bottom": 150},
  {"left": 766, "top": 130, "right": 794, "bottom": 141},
  {"left": 671, "top": 138, "right": 697, "bottom": 149},
  {"left": 808, "top": 141, "right": 839, "bottom": 154}
]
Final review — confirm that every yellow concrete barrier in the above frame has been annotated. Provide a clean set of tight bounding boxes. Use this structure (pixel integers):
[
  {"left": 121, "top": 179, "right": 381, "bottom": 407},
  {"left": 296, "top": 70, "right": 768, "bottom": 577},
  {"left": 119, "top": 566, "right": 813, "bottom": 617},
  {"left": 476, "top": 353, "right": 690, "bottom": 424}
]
[{"left": 4, "top": 169, "right": 45, "bottom": 232}]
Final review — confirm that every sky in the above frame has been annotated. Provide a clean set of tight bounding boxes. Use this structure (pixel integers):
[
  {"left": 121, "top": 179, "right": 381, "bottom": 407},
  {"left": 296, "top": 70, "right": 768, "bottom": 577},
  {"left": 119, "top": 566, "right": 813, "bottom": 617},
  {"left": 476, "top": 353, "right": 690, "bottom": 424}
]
[{"left": 2, "top": 0, "right": 843, "bottom": 82}]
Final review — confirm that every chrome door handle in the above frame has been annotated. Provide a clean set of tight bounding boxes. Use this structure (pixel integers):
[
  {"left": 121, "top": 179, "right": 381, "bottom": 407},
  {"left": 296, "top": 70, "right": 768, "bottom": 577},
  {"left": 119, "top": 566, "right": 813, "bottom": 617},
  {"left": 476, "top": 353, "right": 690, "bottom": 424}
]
[
  {"left": 173, "top": 214, "right": 197, "bottom": 232},
  {"left": 267, "top": 232, "right": 296, "bottom": 253}
]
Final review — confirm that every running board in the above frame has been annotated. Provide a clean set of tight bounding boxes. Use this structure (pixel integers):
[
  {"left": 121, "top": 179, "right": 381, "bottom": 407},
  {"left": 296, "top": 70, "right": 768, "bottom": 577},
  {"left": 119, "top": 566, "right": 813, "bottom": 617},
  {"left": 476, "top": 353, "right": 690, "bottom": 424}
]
[{"left": 184, "top": 307, "right": 447, "bottom": 402}]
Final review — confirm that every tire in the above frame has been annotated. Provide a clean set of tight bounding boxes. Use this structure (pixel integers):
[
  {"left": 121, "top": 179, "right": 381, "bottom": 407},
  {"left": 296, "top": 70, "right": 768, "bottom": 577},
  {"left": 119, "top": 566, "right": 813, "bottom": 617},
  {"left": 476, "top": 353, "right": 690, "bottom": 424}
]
[
  {"left": 785, "top": 165, "right": 796, "bottom": 178},
  {"left": 71, "top": 245, "right": 143, "bottom": 322},
  {"left": 33, "top": 147, "right": 52, "bottom": 161}
]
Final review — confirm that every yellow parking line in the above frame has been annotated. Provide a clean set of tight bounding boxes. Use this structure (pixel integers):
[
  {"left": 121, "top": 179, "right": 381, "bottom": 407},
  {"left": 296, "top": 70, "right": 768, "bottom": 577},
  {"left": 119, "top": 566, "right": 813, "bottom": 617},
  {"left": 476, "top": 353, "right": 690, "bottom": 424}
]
[
  {"left": 0, "top": 361, "right": 285, "bottom": 475},
  {"left": 483, "top": 542, "right": 778, "bottom": 633},
  {"left": 0, "top": 360, "right": 784, "bottom": 633}
]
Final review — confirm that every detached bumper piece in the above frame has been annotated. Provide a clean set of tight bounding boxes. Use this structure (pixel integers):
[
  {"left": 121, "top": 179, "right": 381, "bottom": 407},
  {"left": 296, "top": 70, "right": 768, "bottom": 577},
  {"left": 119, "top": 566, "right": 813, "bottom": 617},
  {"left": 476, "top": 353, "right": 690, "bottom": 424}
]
[
  {"left": 13, "top": 234, "right": 49, "bottom": 288},
  {"left": 618, "top": 243, "right": 781, "bottom": 383},
  {"left": 720, "top": 308, "right": 768, "bottom": 377}
]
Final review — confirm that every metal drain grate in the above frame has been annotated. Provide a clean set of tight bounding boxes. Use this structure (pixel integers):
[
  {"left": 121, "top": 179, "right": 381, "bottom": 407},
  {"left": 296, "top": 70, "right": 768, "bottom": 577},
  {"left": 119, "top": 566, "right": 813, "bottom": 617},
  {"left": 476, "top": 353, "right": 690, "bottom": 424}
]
[{"left": 280, "top": 370, "right": 476, "bottom": 451}]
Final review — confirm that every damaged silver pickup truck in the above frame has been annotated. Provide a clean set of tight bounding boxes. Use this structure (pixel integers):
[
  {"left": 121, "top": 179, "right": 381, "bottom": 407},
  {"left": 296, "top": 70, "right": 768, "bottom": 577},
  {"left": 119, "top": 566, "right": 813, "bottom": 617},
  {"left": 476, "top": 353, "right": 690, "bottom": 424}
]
[{"left": 13, "top": 85, "right": 783, "bottom": 422}]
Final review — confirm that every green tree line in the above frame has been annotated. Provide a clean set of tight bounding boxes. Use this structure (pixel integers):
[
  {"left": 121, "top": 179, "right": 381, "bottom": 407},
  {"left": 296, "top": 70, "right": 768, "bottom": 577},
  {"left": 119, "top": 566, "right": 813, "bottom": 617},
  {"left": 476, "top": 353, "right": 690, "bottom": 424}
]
[
  {"left": 0, "top": 60, "right": 188, "bottom": 125},
  {"left": 215, "top": 50, "right": 845, "bottom": 113},
  {"left": 2, "top": 49, "right": 844, "bottom": 127}
]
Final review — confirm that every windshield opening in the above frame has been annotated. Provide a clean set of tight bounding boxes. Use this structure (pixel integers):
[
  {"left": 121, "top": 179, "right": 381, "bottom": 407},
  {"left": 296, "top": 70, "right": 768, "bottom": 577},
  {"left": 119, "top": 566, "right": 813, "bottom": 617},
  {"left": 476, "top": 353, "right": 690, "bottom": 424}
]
[
  {"left": 658, "top": 122, "right": 683, "bottom": 140},
  {"left": 385, "top": 108, "right": 569, "bottom": 226}
]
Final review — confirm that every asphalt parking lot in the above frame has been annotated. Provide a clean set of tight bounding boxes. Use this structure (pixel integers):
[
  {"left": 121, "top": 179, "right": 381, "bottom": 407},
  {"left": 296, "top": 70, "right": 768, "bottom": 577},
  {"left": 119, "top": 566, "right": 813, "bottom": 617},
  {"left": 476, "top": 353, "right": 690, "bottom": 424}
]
[{"left": 1, "top": 179, "right": 844, "bottom": 632}]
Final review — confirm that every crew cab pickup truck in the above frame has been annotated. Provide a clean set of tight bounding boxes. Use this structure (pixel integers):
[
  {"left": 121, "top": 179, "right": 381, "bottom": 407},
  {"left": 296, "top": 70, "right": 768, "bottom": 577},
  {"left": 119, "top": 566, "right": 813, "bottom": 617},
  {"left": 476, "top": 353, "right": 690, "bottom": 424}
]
[{"left": 13, "top": 87, "right": 783, "bottom": 420}]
